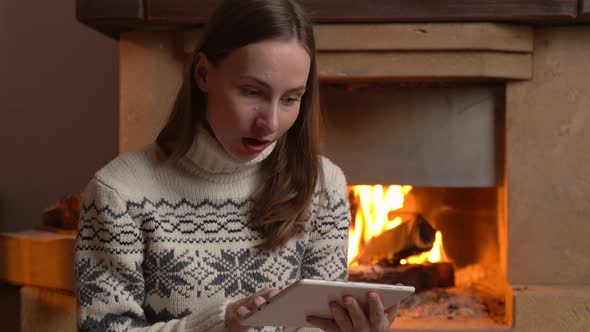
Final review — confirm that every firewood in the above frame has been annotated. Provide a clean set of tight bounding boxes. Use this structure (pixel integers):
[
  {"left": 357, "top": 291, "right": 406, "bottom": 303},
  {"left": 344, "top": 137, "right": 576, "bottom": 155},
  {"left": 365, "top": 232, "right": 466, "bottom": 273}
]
[
  {"left": 42, "top": 194, "right": 82, "bottom": 230},
  {"left": 348, "top": 262, "right": 455, "bottom": 293},
  {"left": 354, "top": 214, "right": 436, "bottom": 265}
]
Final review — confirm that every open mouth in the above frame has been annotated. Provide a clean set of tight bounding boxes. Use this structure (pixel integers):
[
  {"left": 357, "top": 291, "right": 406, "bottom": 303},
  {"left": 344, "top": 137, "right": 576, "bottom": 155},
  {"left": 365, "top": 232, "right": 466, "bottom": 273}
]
[
  {"left": 242, "top": 137, "right": 272, "bottom": 154},
  {"left": 244, "top": 137, "right": 267, "bottom": 146}
]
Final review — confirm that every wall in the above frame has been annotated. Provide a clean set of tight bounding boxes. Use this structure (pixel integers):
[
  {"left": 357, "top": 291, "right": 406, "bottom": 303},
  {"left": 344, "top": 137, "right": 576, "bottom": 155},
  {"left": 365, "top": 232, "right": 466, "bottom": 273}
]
[{"left": 0, "top": 0, "right": 118, "bottom": 232}]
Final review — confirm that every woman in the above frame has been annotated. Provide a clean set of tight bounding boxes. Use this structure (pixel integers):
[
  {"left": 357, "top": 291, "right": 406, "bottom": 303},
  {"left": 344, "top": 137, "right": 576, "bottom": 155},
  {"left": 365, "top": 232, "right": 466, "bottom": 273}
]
[{"left": 75, "top": 0, "right": 397, "bottom": 331}]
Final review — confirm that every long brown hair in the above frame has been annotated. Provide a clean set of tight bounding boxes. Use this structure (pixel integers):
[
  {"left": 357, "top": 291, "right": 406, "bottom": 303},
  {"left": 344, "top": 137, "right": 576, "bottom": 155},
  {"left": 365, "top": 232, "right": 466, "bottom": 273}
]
[{"left": 156, "top": 0, "right": 323, "bottom": 250}]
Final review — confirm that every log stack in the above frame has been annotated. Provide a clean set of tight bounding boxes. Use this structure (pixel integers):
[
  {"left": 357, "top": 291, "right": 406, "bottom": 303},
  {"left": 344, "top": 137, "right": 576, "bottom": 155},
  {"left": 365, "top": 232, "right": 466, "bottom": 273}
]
[{"left": 349, "top": 262, "right": 455, "bottom": 293}]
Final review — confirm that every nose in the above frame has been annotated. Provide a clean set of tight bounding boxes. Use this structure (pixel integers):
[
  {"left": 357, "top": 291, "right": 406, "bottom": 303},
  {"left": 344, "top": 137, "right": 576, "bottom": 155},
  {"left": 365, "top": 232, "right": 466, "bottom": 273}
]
[{"left": 255, "top": 102, "right": 279, "bottom": 134}]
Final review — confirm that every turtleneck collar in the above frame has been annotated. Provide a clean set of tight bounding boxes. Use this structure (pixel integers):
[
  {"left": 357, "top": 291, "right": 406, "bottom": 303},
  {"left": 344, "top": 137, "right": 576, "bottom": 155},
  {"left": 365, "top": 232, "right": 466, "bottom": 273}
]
[{"left": 180, "top": 126, "right": 276, "bottom": 183}]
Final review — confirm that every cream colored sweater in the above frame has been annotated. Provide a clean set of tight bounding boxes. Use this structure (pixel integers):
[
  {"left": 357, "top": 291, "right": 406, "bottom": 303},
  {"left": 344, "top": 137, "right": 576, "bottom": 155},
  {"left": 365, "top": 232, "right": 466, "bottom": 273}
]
[{"left": 75, "top": 128, "right": 351, "bottom": 332}]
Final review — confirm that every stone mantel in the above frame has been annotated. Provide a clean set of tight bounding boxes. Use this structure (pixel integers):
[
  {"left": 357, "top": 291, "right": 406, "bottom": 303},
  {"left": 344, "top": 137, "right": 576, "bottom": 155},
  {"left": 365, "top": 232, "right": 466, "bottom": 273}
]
[{"left": 77, "top": 0, "right": 590, "bottom": 38}]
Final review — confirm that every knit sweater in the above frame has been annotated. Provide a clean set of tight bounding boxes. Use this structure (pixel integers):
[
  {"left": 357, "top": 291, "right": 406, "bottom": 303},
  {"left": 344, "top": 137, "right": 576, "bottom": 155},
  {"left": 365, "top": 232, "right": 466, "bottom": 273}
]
[{"left": 74, "top": 128, "right": 351, "bottom": 332}]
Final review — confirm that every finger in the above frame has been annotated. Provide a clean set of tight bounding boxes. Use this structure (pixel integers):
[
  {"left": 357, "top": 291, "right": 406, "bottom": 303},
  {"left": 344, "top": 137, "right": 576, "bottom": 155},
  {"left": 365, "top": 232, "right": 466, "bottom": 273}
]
[
  {"left": 225, "top": 304, "right": 250, "bottom": 332},
  {"left": 247, "top": 296, "right": 267, "bottom": 310},
  {"left": 342, "top": 295, "right": 369, "bottom": 329},
  {"left": 236, "top": 305, "right": 250, "bottom": 318},
  {"left": 385, "top": 304, "right": 399, "bottom": 323},
  {"left": 256, "top": 288, "right": 280, "bottom": 300},
  {"left": 268, "top": 289, "right": 280, "bottom": 298},
  {"left": 367, "top": 292, "right": 386, "bottom": 328},
  {"left": 225, "top": 302, "right": 240, "bottom": 321},
  {"left": 306, "top": 316, "right": 338, "bottom": 332},
  {"left": 329, "top": 301, "right": 352, "bottom": 330}
]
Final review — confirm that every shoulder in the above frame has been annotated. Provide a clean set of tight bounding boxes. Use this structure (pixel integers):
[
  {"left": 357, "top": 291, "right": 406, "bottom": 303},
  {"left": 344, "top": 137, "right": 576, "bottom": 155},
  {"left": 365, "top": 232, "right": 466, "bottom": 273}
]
[
  {"left": 319, "top": 155, "right": 348, "bottom": 196},
  {"left": 93, "top": 144, "right": 162, "bottom": 196}
]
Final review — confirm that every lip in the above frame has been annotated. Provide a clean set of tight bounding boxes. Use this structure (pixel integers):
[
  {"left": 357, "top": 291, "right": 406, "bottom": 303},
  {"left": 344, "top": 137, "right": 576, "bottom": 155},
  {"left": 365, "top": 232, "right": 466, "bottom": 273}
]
[{"left": 242, "top": 137, "right": 272, "bottom": 154}]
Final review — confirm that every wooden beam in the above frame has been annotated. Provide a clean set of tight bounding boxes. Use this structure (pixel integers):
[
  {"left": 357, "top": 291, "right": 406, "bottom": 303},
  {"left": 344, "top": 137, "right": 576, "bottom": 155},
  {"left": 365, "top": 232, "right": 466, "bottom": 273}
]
[
  {"left": 300, "top": 0, "right": 578, "bottom": 22},
  {"left": 77, "top": 0, "right": 145, "bottom": 37},
  {"left": 315, "top": 23, "right": 533, "bottom": 52},
  {"left": 0, "top": 230, "right": 76, "bottom": 291},
  {"left": 185, "top": 23, "right": 534, "bottom": 53},
  {"left": 184, "top": 25, "right": 533, "bottom": 82},
  {"left": 146, "top": 0, "right": 578, "bottom": 24},
  {"left": 78, "top": 0, "right": 581, "bottom": 37},
  {"left": 146, "top": 0, "right": 215, "bottom": 24},
  {"left": 77, "top": 0, "right": 144, "bottom": 20},
  {"left": 317, "top": 52, "right": 532, "bottom": 82}
]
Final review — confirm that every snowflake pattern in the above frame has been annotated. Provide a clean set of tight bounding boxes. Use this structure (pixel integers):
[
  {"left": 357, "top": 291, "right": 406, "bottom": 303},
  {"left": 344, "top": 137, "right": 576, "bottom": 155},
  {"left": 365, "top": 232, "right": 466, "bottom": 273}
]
[
  {"left": 76, "top": 258, "right": 110, "bottom": 307},
  {"left": 77, "top": 258, "right": 145, "bottom": 308},
  {"left": 302, "top": 244, "right": 348, "bottom": 280},
  {"left": 76, "top": 184, "right": 350, "bottom": 331},
  {"left": 143, "top": 249, "right": 196, "bottom": 298},
  {"left": 205, "top": 249, "right": 273, "bottom": 297}
]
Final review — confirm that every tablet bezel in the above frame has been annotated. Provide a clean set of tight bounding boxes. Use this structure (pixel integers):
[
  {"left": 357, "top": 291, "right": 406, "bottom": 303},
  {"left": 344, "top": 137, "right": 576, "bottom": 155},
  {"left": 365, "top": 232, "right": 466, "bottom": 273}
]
[{"left": 241, "top": 279, "right": 415, "bottom": 328}]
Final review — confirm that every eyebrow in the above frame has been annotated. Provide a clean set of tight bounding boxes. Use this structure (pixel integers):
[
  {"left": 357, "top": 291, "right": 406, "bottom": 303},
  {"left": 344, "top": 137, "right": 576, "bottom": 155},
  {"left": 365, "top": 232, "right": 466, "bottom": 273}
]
[{"left": 239, "top": 75, "right": 306, "bottom": 93}]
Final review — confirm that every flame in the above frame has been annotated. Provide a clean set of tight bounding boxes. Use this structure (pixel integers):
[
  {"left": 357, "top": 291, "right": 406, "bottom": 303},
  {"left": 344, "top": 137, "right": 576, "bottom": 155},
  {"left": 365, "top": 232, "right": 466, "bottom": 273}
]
[
  {"left": 347, "top": 185, "right": 447, "bottom": 266},
  {"left": 400, "top": 231, "right": 447, "bottom": 265},
  {"left": 348, "top": 185, "right": 411, "bottom": 265}
]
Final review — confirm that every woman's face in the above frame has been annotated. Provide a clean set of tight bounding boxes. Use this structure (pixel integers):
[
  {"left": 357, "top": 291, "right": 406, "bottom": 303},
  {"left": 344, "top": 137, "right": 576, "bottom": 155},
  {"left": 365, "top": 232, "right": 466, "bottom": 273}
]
[{"left": 195, "top": 39, "right": 311, "bottom": 161}]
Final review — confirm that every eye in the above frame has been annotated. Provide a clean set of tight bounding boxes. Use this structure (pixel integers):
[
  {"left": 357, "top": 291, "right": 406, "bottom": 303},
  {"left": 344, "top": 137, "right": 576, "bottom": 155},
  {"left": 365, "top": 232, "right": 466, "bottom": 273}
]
[
  {"left": 282, "top": 96, "right": 301, "bottom": 105},
  {"left": 241, "top": 87, "right": 260, "bottom": 97}
]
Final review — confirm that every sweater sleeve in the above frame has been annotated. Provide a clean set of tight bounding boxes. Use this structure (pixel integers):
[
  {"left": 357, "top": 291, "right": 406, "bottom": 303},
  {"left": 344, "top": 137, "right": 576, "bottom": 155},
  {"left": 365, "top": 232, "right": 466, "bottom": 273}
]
[
  {"left": 75, "top": 178, "right": 228, "bottom": 332},
  {"left": 300, "top": 160, "right": 350, "bottom": 282}
]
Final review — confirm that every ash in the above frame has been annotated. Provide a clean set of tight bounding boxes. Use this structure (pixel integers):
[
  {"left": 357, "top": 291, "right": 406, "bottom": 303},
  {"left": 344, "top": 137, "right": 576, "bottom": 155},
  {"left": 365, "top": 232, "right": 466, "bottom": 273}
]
[
  {"left": 395, "top": 264, "right": 506, "bottom": 323},
  {"left": 397, "top": 287, "right": 491, "bottom": 321}
]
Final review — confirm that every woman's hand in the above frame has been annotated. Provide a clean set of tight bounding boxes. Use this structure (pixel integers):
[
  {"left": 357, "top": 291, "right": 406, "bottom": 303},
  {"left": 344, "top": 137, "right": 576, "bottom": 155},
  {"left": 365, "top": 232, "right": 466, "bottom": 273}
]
[
  {"left": 225, "top": 288, "right": 281, "bottom": 332},
  {"left": 306, "top": 292, "right": 398, "bottom": 332}
]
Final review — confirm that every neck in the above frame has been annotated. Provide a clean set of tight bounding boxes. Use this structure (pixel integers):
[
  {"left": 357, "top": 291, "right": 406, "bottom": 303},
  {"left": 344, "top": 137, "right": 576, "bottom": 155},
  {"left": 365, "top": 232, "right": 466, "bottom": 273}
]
[{"left": 180, "top": 126, "right": 276, "bottom": 183}]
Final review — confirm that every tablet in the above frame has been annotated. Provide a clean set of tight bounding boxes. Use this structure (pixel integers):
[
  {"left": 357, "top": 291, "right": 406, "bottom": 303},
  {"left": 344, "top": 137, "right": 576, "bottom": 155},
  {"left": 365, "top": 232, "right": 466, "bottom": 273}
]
[{"left": 241, "top": 279, "right": 415, "bottom": 328}]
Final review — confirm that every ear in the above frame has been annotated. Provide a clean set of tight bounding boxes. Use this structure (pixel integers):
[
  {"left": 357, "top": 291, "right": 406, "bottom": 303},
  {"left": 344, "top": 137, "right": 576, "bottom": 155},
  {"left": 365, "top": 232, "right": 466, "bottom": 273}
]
[{"left": 194, "top": 52, "right": 210, "bottom": 93}]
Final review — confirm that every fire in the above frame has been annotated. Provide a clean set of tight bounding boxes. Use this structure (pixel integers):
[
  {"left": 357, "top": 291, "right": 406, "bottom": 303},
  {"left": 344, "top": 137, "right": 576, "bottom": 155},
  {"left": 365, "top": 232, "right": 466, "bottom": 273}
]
[
  {"left": 400, "top": 231, "right": 445, "bottom": 265},
  {"left": 347, "top": 185, "right": 447, "bottom": 266}
]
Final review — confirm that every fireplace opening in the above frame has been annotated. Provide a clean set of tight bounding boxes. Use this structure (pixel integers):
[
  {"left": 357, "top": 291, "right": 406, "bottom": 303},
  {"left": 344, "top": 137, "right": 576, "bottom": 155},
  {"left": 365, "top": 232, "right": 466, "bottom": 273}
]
[
  {"left": 319, "top": 82, "right": 509, "bottom": 328},
  {"left": 345, "top": 186, "right": 507, "bottom": 327}
]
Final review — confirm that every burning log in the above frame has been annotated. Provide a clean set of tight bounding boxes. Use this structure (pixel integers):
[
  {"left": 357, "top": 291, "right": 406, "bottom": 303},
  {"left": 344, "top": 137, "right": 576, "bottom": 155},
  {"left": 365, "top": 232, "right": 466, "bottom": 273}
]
[
  {"left": 348, "top": 262, "right": 455, "bottom": 293},
  {"left": 354, "top": 214, "right": 436, "bottom": 265}
]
